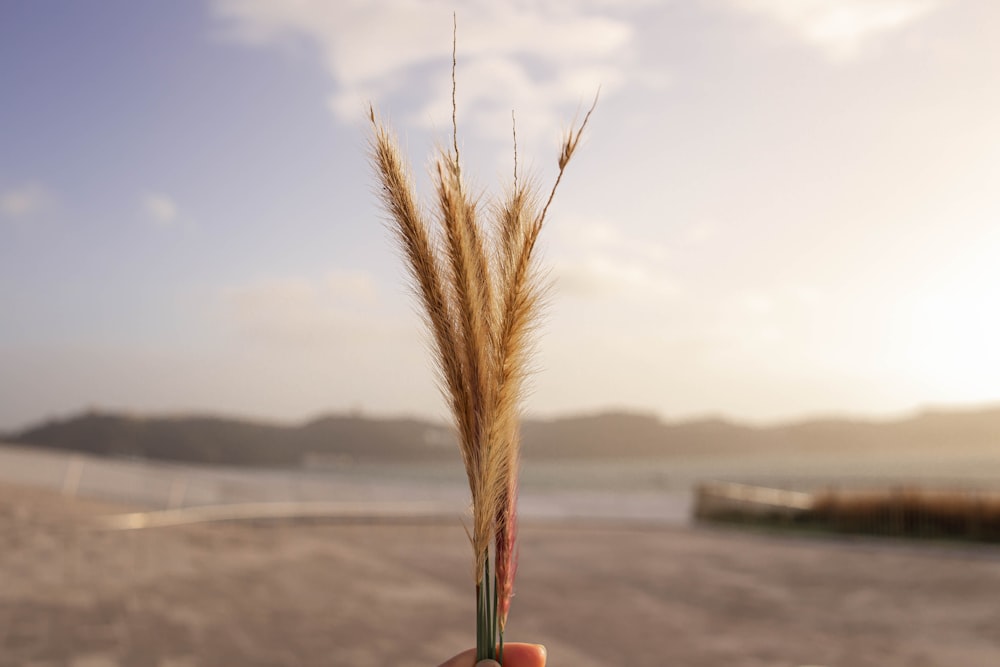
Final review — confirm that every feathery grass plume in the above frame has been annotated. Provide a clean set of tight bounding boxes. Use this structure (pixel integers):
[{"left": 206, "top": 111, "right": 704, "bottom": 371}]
[{"left": 368, "top": 17, "right": 595, "bottom": 663}]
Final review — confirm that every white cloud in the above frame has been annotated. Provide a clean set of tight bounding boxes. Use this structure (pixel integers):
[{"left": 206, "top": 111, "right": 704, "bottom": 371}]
[
  {"left": 141, "top": 192, "right": 178, "bottom": 225},
  {"left": 406, "top": 56, "right": 618, "bottom": 150},
  {"left": 1, "top": 183, "right": 49, "bottom": 219},
  {"left": 219, "top": 273, "right": 391, "bottom": 348},
  {"left": 730, "top": 0, "right": 941, "bottom": 61},
  {"left": 682, "top": 220, "right": 719, "bottom": 245},
  {"left": 550, "top": 219, "right": 677, "bottom": 300},
  {"left": 740, "top": 292, "right": 774, "bottom": 315},
  {"left": 556, "top": 219, "right": 669, "bottom": 261},
  {"left": 211, "top": 0, "right": 654, "bottom": 143},
  {"left": 326, "top": 269, "right": 378, "bottom": 304},
  {"left": 554, "top": 255, "right": 678, "bottom": 300},
  {"left": 712, "top": 284, "right": 824, "bottom": 351}
]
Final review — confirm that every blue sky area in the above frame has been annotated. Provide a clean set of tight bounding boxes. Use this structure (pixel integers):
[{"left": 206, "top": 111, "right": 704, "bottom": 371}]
[{"left": 2, "top": 1, "right": 999, "bottom": 430}]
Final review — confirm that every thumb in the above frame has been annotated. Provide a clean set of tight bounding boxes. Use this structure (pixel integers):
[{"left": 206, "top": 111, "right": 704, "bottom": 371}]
[{"left": 475, "top": 662, "right": 501, "bottom": 667}]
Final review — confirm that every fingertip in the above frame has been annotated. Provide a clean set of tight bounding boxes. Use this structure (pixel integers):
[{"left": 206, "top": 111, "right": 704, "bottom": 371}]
[{"left": 503, "top": 642, "right": 547, "bottom": 666}]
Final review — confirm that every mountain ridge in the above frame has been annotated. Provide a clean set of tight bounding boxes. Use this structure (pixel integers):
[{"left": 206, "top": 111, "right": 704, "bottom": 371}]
[{"left": 4, "top": 404, "right": 999, "bottom": 468}]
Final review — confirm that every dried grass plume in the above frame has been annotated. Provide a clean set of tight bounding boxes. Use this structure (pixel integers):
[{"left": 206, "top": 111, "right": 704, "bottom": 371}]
[{"left": 367, "top": 18, "right": 596, "bottom": 662}]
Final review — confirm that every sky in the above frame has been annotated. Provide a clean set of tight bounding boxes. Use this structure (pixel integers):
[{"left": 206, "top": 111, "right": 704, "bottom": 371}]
[{"left": 2, "top": 0, "right": 1000, "bottom": 431}]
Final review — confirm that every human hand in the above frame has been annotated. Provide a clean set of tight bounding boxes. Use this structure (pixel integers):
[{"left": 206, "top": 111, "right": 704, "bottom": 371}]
[{"left": 436, "top": 643, "right": 547, "bottom": 667}]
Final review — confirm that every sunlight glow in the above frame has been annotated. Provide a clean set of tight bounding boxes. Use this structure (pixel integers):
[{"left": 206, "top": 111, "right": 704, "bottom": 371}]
[{"left": 900, "top": 240, "right": 1000, "bottom": 401}]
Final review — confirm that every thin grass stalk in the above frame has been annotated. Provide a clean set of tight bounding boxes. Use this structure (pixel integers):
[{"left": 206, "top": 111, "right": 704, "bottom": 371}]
[
  {"left": 367, "top": 113, "right": 471, "bottom": 455},
  {"left": 436, "top": 180, "right": 482, "bottom": 496},
  {"left": 477, "top": 553, "right": 489, "bottom": 661},
  {"left": 489, "top": 117, "right": 532, "bottom": 643},
  {"left": 495, "top": 467, "right": 518, "bottom": 643},
  {"left": 476, "top": 551, "right": 498, "bottom": 661},
  {"left": 492, "top": 566, "right": 499, "bottom": 656},
  {"left": 440, "top": 20, "right": 504, "bottom": 602}
]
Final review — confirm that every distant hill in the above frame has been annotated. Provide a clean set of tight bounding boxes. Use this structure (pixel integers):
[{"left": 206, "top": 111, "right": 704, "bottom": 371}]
[
  {"left": 6, "top": 405, "right": 1000, "bottom": 468},
  {"left": 7, "top": 411, "right": 457, "bottom": 467}
]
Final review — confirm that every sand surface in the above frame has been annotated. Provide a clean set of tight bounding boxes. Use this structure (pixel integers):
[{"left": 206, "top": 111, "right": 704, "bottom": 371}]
[{"left": 2, "top": 482, "right": 999, "bottom": 667}]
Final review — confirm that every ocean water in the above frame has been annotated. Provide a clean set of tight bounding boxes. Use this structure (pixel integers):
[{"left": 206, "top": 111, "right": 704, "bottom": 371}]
[{"left": 2, "top": 442, "right": 999, "bottom": 524}]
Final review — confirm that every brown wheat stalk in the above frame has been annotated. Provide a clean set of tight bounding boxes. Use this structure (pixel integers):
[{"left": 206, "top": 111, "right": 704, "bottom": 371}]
[{"left": 368, "top": 18, "right": 595, "bottom": 662}]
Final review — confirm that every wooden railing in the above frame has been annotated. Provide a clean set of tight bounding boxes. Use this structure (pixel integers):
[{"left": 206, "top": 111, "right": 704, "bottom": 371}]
[{"left": 695, "top": 481, "right": 1000, "bottom": 542}]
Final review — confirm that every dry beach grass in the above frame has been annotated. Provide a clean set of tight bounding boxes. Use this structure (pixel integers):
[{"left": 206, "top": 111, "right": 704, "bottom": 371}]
[
  {"left": 368, "top": 22, "right": 596, "bottom": 658},
  {"left": 2, "top": 482, "right": 999, "bottom": 666}
]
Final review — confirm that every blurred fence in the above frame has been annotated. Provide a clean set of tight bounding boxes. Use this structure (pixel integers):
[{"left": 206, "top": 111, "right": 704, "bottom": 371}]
[
  {"left": 811, "top": 487, "right": 1000, "bottom": 541},
  {"left": 695, "top": 480, "right": 1000, "bottom": 542},
  {"left": 693, "top": 481, "right": 813, "bottom": 523}
]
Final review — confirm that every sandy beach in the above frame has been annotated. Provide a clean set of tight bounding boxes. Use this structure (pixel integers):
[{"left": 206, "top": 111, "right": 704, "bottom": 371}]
[{"left": 2, "top": 482, "right": 999, "bottom": 667}]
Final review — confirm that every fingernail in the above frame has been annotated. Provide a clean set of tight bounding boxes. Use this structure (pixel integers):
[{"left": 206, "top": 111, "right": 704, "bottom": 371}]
[{"left": 475, "top": 661, "right": 501, "bottom": 667}]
